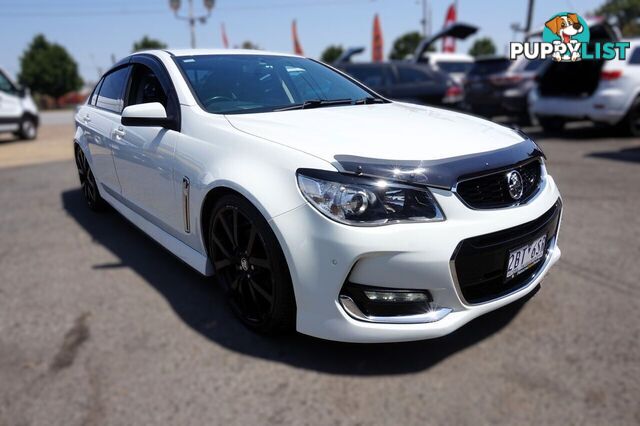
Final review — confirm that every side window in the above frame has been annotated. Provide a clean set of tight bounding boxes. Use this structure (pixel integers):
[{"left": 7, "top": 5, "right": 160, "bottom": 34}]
[
  {"left": 345, "top": 66, "right": 388, "bottom": 88},
  {"left": 397, "top": 66, "right": 429, "bottom": 84},
  {"left": 96, "top": 67, "right": 130, "bottom": 114},
  {"left": 0, "top": 71, "right": 17, "bottom": 95},
  {"left": 126, "top": 64, "right": 168, "bottom": 108},
  {"left": 89, "top": 78, "right": 104, "bottom": 106},
  {"left": 629, "top": 48, "right": 640, "bottom": 65}
]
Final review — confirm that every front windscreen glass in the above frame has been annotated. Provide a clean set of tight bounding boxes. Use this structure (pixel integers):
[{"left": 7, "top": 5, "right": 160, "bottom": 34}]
[{"left": 176, "top": 55, "right": 374, "bottom": 114}]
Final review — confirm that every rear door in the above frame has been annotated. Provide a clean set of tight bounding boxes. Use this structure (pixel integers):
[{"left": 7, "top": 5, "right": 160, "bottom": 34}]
[
  {"left": 85, "top": 66, "right": 131, "bottom": 193},
  {"left": 111, "top": 56, "right": 182, "bottom": 235}
]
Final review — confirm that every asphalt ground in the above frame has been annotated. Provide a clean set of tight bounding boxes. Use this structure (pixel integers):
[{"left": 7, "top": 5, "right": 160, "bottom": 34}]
[{"left": 0, "top": 113, "right": 638, "bottom": 425}]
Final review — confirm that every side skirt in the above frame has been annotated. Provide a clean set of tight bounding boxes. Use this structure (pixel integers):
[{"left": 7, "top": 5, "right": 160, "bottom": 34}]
[{"left": 99, "top": 184, "right": 215, "bottom": 276}]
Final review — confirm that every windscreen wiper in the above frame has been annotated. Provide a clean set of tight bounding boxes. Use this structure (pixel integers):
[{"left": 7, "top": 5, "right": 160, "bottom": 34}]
[
  {"left": 275, "top": 98, "right": 355, "bottom": 111},
  {"left": 354, "top": 96, "right": 386, "bottom": 105}
]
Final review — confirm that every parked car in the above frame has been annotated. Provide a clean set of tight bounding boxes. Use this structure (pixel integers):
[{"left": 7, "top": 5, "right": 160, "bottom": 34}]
[
  {"left": 530, "top": 20, "right": 640, "bottom": 135},
  {"left": 464, "top": 56, "right": 545, "bottom": 123},
  {"left": 74, "top": 49, "right": 562, "bottom": 343},
  {"left": 0, "top": 68, "right": 39, "bottom": 140},
  {"left": 334, "top": 23, "right": 478, "bottom": 107},
  {"left": 421, "top": 52, "right": 475, "bottom": 84},
  {"left": 337, "top": 61, "right": 462, "bottom": 106}
]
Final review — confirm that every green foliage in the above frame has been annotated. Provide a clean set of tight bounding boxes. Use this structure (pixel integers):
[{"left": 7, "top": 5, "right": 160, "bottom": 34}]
[
  {"left": 596, "top": 0, "right": 640, "bottom": 36},
  {"left": 389, "top": 31, "right": 426, "bottom": 60},
  {"left": 132, "top": 36, "right": 167, "bottom": 52},
  {"left": 320, "top": 45, "right": 344, "bottom": 63},
  {"left": 468, "top": 37, "right": 497, "bottom": 57},
  {"left": 240, "top": 41, "right": 260, "bottom": 50},
  {"left": 18, "top": 34, "right": 83, "bottom": 99}
]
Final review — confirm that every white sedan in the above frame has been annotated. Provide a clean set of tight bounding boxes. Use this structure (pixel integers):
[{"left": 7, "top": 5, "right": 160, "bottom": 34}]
[{"left": 74, "top": 49, "right": 562, "bottom": 343}]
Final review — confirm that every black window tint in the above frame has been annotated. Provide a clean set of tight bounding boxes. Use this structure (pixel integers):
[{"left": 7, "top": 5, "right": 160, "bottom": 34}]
[
  {"left": 127, "top": 64, "right": 168, "bottom": 108},
  {"left": 397, "top": 66, "right": 430, "bottom": 83},
  {"left": 345, "top": 66, "right": 387, "bottom": 88},
  {"left": 0, "top": 71, "right": 17, "bottom": 95},
  {"left": 629, "top": 48, "right": 640, "bottom": 65},
  {"left": 96, "top": 67, "right": 129, "bottom": 114},
  {"left": 90, "top": 78, "right": 104, "bottom": 106}
]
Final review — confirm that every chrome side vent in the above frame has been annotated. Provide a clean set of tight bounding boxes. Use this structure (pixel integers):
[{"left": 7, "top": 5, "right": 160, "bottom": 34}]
[{"left": 182, "top": 177, "right": 191, "bottom": 233}]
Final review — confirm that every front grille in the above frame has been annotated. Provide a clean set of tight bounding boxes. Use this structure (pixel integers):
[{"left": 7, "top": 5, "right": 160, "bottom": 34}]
[
  {"left": 456, "top": 159, "right": 542, "bottom": 209},
  {"left": 452, "top": 200, "right": 562, "bottom": 304}
]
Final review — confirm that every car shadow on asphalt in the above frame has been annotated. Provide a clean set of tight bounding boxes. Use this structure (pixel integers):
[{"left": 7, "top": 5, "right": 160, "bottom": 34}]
[
  {"left": 587, "top": 146, "right": 640, "bottom": 164},
  {"left": 62, "top": 188, "right": 531, "bottom": 376}
]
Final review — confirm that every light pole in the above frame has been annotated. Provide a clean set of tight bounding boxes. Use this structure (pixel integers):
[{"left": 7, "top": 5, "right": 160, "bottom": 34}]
[{"left": 170, "top": 0, "right": 215, "bottom": 49}]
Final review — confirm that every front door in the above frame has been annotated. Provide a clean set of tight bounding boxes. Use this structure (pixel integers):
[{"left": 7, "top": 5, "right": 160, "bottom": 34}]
[{"left": 112, "top": 62, "right": 182, "bottom": 235}]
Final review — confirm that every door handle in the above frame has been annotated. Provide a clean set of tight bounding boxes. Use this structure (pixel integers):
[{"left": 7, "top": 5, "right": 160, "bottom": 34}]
[{"left": 113, "top": 126, "right": 126, "bottom": 140}]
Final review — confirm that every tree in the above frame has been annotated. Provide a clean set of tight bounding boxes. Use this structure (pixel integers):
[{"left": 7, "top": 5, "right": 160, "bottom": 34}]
[
  {"left": 389, "top": 31, "right": 431, "bottom": 60},
  {"left": 132, "top": 36, "right": 167, "bottom": 52},
  {"left": 240, "top": 41, "right": 260, "bottom": 50},
  {"left": 18, "top": 34, "right": 83, "bottom": 102},
  {"left": 468, "top": 37, "right": 497, "bottom": 57},
  {"left": 320, "top": 45, "right": 344, "bottom": 63},
  {"left": 596, "top": 0, "right": 640, "bottom": 36}
]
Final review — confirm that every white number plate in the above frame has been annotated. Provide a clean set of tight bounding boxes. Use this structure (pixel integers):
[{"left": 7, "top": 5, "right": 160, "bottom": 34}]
[{"left": 506, "top": 235, "right": 546, "bottom": 279}]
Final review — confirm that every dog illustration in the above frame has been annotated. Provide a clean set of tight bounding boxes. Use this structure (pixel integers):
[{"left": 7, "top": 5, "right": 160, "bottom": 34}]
[{"left": 545, "top": 13, "right": 584, "bottom": 61}]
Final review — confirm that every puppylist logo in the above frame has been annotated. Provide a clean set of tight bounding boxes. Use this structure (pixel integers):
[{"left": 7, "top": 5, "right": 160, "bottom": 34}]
[{"left": 510, "top": 12, "right": 630, "bottom": 62}]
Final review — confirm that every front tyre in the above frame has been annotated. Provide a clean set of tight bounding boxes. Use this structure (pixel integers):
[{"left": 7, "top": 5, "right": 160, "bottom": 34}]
[
  {"left": 16, "top": 117, "right": 37, "bottom": 140},
  {"left": 74, "top": 146, "right": 106, "bottom": 211},
  {"left": 208, "top": 194, "right": 296, "bottom": 334}
]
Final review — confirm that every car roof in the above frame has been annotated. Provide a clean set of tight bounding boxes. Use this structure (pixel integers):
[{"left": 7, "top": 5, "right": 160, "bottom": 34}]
[
  {"left": 424, "top": 52, "right": 474, "bottom": 62},
  {"left": 160, "top": 48, "right": 302, "bottom": 58}
]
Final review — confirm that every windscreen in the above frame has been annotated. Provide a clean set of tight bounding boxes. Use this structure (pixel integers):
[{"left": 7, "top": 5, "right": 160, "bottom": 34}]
[{"left": 176, "top": 55, "right": 373, "bottom": 114}]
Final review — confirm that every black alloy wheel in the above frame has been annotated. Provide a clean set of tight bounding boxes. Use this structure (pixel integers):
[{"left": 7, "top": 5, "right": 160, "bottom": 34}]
[
  {"left": 208, "top": 195, "right": 295, "bottom": 334},
  {"left": 75, "top": 146, "right": 106, "bottom": 211}
]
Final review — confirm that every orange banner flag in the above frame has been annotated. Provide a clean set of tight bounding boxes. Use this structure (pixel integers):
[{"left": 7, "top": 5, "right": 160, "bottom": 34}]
[
  {"left": 221, "top": 23, "right": 229, "bottom": 49},
  {"left": 292, "top": 20, "right": 304, "bottom": 56},
  {"left": 442, "top": 3, "right": 457, "bottom": 53},
  {"left": 372, "top": 14, "right": 384, "bottom": 62}
]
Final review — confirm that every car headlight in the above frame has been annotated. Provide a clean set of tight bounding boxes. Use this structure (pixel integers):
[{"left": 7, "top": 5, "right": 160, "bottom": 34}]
[{"left": 296, "top": 169, "right": 445, "bottom": 226}]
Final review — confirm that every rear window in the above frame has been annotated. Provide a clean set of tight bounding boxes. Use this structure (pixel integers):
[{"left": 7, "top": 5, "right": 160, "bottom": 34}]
[
  {"left": 468, "top": 59, "right": 511, "bottom": 76},
  {"left": 397, "top": 66, "right": 431, "bottom": 83},
  {"left": 345, "top": 66, "right": 389, "bottom": 88},
  {"left": 96, "top": 67, "right": 129, "bottom": 114},
  {"left": 523, "top": 58, "right": 545, "bottom": 71},
  {"left": 436, "top": 61, "right": 474, "bottom": 74},
  {"left": 629, "top": 48, "right": 640, "bottom": 65}
]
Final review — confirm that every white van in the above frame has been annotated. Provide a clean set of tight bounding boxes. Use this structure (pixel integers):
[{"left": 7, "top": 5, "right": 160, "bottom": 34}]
[{"left": 0, "top": 68, "right": 39, "bottom": 140}]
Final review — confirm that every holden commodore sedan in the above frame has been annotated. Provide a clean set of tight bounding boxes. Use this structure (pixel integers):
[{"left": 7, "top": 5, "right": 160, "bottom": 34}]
[{"left": 74, "top": 49, "right": 562, "bottom": 343}]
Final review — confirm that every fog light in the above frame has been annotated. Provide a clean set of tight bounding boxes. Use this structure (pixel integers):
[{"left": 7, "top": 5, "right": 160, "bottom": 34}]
[{"left": 363, "top": 290, "right": 429, "bottom": 303}]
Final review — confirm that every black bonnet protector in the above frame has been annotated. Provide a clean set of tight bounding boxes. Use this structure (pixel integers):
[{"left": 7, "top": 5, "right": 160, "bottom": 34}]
[{"left": 333, "top": 138, "right": 544, "bottom": 189}]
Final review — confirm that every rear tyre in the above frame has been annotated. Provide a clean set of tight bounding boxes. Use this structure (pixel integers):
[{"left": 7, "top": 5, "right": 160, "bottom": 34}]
[
  {"left": 16, "top": 117, "right": 37, "bottom": 140},
  {"left": 619, "top": 97, "right": 640, "bottom": 137},
  {"left": 74, "top": 146, "right": 106, "bottom": 211},
  {"left": 538, "top": 116, "right": 565, "bottom": 134},
  {"left": 208, "top": 194, "right": 296, "bottom": 334}
]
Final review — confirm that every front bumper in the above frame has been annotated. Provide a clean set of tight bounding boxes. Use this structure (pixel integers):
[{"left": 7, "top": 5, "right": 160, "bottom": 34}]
[{"left": 270, "top": 174, "right": 562, "bottom": 343}]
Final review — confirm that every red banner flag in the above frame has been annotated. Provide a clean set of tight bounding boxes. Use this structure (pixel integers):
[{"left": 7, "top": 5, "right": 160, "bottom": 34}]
[
  {"left": 292, "top": 20, "right": 304, "bottom": 56},
  {"left": 221, "top": 23, "right": 229, "bottom": 49},
  {"left": 442, "top": 3, "right": 457, "bottom": 53},
  {"left": 372, "top": 14, "right": 384, "bottom": 62}
]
